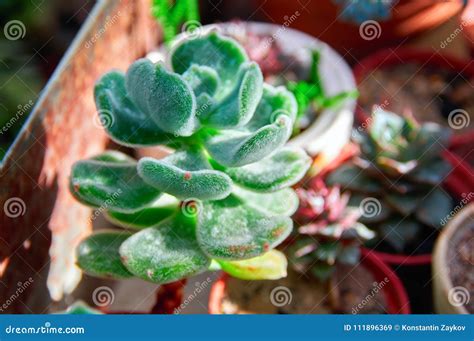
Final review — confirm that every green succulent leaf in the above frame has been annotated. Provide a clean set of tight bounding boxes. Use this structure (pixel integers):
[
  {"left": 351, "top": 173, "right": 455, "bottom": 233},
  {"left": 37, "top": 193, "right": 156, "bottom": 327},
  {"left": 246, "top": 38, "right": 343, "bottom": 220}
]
[
  {"left": 415, "top": 188, "right": 452, "bottom": 229},
  {"left": 216, "top": 249, "right": 288, "bottom": 280},
  {"left": 224, "top": 147, "right": 310, "bottom": 192},
  {"left": 378, "top": 218, "right": 422, "bottom": 252},
  {"left": 233, "top": 186, "right": 300, "bottom": 217},
  {"left": 137, "top": 148, "right": 232, "bottom": 200},
  {"left": 125, "top": 59, "right": 197, "bottom": 136},
  {"left": 326, "top": 163, "right": 381, "bottom": 193},
  {"left": 385, "top": 192, "right": 420, "bottom": 216},
  {"left": 182, "top": 64, "right": 219, "bottom": 97},
  {"left": 94, "top": 71, "right": 173, "bottom": 146},
  {"left": 410, "top": 158, "right": 451, "bottom": 185},
  {"left": 70, "top": 151, "right": 162, "bottom": 213},
  {"left": 171, "top": 31, "right": 247, "bottom": 86},
  {"left": 59, "top": 301, "right": 103, "bottom": 315},
  {"left": 76, "top": 231, "right": 133, "bottom": 279},
  {"left": 245, "top": 84, "right": 297, "bottom": 131},
  {"left": 196, "top": 195, "right": 293, "bottom": 260},
  {"left": 204, "top": 114, "right": 292, "bottom": 167},
  {"left": 203, "top": 62, "right": 263, "bottom": 128},
  {"left": 105, "top": 194, "right": 179, "bottom": 229},
  {"left": 119, "top": 213, "right": 211, "bottom": 284}
]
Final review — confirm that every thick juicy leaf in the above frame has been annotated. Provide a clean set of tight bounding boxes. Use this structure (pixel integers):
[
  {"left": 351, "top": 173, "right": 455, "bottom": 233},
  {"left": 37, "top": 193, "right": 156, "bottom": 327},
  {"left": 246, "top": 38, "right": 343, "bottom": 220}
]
[
  {"left": 410, "top": 158, "right": 451, "bottom": 185},
  {"left": 378, "top": 218, "right": 422, "bottom": 252},
  {"left": 105, "top": 194, "right": 179, "bottom": 229},
  {"left": 233, "top": 186, "right": 300, "bottom": 217},
  {"left": 137, "top": 148, "right": 232, "bottom": 200},
  {"left": 125, "top": 59, "right": 197, "bottom": 136},
  {"left": 76, "top": 231, "right": 133, "bottom": 279},
  {"left": 245, "top": 84, "right": 297, "bottom": 131},
  {"left": 120, "top": 213, "right": 210, "bottom": 284},
  {"left": 70, "top": 152, "right": 162, "bottom": 213},
  {"left": 224, "top": 147, "right": 311, "bottom": 192},
  {"left": 385, "top": 192, "right": 420, "bottom": 216},
  {"left": 94, "top": 71, "right": 173, "bottom": 146},
  {"left": 203, "top": 62, "right": 263, "bottom": 128},
  {"left": 204, "top": 114, "right": 292, "bottom": 167},
  {"left": 182, "top": 64, "right": 219, "bottom": 97},
  {"left": 326, "top": 163, "right": 381, "bottom": 193},
  {"left": 60, "top": 301, "right": 103, "bottom": 315},
  {"left": 196, "top": 195, "right": 293, "bottom": 260},
  {"left": 171, "top": 31, "right": 247, "bottom": 85},
  {"left": 416, "top": 188, "right": 453, "bottom": 229},
  {"left": 216, "top": 249, "right": 288, "bottom": 280}
]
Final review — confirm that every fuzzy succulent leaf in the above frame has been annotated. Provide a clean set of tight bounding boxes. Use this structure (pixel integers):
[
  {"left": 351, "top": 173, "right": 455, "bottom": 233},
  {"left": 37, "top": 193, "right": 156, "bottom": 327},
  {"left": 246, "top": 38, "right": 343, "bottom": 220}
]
[
  {"left": 204, "top": 114, "right": 292, "bottom": 167},
  {"left": 76, "top": 231, "right": 133, "bottom": 279},
  {"left": 224, "top": 147, "right": 311, "bottom": 192},
  {"left": 233, "top": 187, "right": 300, "bottom": 217},
  {"left": 182, "top": 64, "right": 219, "bottom": 97},
  {"left": 125, "top": 59, "right": 197, "bottom": 136},
  {"left": 196, "top": 195, "right": 292, "bottom": 260},
  {"left": 171, "top": 31, "right": 247, "bottom": 86},
  {"left": 119, "top": 213, "right": 210, "bottom": 284},
  {"left": 105, "top": 194, "right": 179, "bottom": 229},
  {"left": 216, "top": 249, "right": 288, "bottom": 280},
  {"left": 415, "top": 188, "right": 452, "bottom": 229},
  {"left": 202, "top": 62, "right": 263, "bottom": 128},
  {"left": 137, "top": 148, "right": 232, "bottom": 200},
  {"left": 70, "top": 151, "right": 162, "bottom": 213},
  {"left": 94, "top": 71, "right": 173, "bottom": 146}
]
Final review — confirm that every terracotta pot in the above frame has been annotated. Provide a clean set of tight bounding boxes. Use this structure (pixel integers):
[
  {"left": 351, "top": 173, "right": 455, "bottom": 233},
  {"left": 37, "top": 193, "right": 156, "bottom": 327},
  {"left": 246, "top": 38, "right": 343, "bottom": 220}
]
[
  {"left": 432, "top": 203, "right": 473, "bottom": 314},
  {"left": 209, "top": 247, "right": 410, "bottom": 314},
  {"left": 353, "top": 47, "right": 474, "bottom": 193},
  {"left": 255, "top": 0, "right": 466, "bottom": 59},
  {"left": 0, "top": 0, "right": 160, "bottom": 312}
]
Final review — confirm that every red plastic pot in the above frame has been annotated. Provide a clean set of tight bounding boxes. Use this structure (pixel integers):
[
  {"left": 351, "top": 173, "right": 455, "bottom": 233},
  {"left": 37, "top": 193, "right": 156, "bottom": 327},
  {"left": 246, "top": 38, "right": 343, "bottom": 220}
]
[{"left": 209, "top": 248, "right": 410, "bottom": 314}]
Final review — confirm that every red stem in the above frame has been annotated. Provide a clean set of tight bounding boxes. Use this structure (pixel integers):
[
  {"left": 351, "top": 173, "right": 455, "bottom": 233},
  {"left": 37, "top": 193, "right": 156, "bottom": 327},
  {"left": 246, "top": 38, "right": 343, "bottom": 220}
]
[{"left": 150, "top": 279, "right": 187, "bottom": 314}]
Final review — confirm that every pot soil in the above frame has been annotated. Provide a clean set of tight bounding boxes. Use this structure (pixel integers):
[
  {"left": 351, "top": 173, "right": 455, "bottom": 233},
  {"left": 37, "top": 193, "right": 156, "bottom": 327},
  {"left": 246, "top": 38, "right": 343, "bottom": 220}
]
[
  {"left": 354, "top": 48, "right": 474, "bottom": 139},
  {"left": 209, "top": 249, "right": 410, "bottom": 314},
  {"left": 433, "top": 203, "right": 474, "bottom": 314}
]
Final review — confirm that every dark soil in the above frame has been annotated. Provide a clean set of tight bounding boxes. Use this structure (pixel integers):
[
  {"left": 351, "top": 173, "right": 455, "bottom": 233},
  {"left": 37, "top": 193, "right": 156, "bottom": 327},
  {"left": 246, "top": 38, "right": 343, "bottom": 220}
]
[
  {"left": 447, "top": 222, "right": 474, "bottom": 313},
  {"left": 219, "top": 264, "right": 387, "bottom": 314},
  {"left": 358, "top": 63, "right": 474, "bottom": 134}
]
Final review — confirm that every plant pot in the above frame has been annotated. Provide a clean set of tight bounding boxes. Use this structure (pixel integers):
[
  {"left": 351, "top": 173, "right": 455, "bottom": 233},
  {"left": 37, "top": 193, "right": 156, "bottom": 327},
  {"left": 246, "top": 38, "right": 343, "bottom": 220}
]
[
  {"left": 209, "top": 248, "right": 410, "bottom": 314},
  {"left": 432, "top": 203, "right": 473, "bottom": 314},
  {"left": 353, "top": 47, "right": 474, "bottom": 173},
  {"left": 254, "top": 0, "right": 466, "bottom": 59},
  {"left": 0, "top": 0, "right": 160, "bottom": 312}
]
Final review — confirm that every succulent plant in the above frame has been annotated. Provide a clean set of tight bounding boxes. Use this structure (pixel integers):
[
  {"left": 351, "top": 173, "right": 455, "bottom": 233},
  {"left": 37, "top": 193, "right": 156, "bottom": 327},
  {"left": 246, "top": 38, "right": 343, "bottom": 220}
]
[
  {"left": 291, "top": 178, "right": 374, "bottom": 280},
  {"left": 327, "top": 108, "right": 453, "bottom": 252},
  {"left": 70, "top": 31, "right": 311, "bottom": 284}
]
